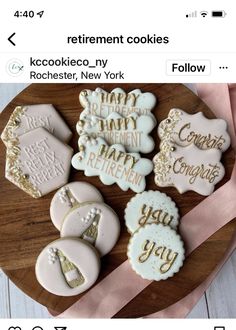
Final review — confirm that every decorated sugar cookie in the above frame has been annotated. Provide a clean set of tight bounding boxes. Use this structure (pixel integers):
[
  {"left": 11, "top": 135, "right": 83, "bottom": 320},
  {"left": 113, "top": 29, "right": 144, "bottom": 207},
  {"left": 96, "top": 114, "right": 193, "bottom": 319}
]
[
  {"left": 5, "top": 127, "right": 73, "bottom": 198},
  {"left": 1, "top": 104, "right": 72, "bottom": 146},
  {"left": 127, "top": 223, "right": 185, "bottom": 281},
  {"left": 71, "top": 136, "right": 153, "bottom": 193},
  {"left": 158, "top": 108, "right": 230, "bottom": 151},
  {"left": 153, "top": 140, "right": 225, "bottom": 196},
  {"left": 125, "top": 190, "right": 179, "bottom": 234},
  {"left": 76, "top": 112, "right": 156, "bottom": 153},
  {"left": 61, "top": 202, "right": 120, "bottom": 256},
  {"left": 35, "top": 238, "right": 100, "bottom": 296},
  {"left": 79, "top": 87, "right": 157, "bottom": 122},
  {"left": 50, "top": 182, "right": 104, "bottom": 230}
]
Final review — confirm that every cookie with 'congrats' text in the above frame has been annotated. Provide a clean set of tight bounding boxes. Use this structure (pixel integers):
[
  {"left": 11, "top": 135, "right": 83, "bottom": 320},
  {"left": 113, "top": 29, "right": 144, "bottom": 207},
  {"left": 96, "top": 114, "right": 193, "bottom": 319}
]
[
  {"left": 153, "top": 140, "right": 225, "bottom": 196},
  {"left": 158, "top": 108, "right": 230, "bottom": 152},
  {"left": 127, "top": 223, "right": 185, "bottom": 281}
]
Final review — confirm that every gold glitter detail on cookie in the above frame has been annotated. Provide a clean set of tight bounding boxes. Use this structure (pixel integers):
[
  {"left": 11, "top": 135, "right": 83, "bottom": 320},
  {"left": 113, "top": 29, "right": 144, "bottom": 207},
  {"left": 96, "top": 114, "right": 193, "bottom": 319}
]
[
  {"left": 6, "top": 138, "right": 41, "bottom": 198},
  {"left": 153, "top": 141, "right": 174, "bottom": 186},
  {"left": 158, "top": 109, "right": 182, "bottom": 142},
  {"left": 56, "top": 249, "right": 85, "bottom": 288},
  {"left": 1, "top": 106, "right": 27, "bottom": 143},
  {"left": 81, "top": 208, "right": 101, "bottom": 245}
]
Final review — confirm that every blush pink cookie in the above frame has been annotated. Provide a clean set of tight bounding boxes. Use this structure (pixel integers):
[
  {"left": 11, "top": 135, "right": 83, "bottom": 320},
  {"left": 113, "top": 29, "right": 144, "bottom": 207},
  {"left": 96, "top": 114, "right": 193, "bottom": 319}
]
[
  {"left": 61, "top": 202, "right": 120, "bottom": 256},
  {"left": 1, "top": 104, "right": 72, "bottom": 146},
  {"left": 5, "top": 127, "right": 73, "bottom": 198},
  {"left": 35, "top": 238, "right": 100, "bottom": 296},
  {"left": 50, "top": 182, "right": 104, "bottom": 230}
]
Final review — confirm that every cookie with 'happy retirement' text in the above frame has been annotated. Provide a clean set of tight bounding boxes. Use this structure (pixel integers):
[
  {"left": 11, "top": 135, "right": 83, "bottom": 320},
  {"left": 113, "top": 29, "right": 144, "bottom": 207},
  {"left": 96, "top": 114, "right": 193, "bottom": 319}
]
[
  {"left": 127, "top": 223, "right": 185, "bottom": 281},
  {"left": 71, "top": 135, "right": 153, "bottom": 193}
]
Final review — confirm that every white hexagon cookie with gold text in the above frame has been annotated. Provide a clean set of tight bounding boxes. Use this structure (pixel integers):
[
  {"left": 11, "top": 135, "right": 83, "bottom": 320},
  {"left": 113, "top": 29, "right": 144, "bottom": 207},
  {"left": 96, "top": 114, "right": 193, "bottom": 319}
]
[
  {"left": 76, "top": 112, "right": 156, "bottom": 153},
  {"left": 153, "top": 141, "right": 225, "bottom": 196},
  {"left": 5, "top": 127, "right": 73, "bottom": 198},
  {"left": 79, "top": 87, "right": 157, "bottom": 123},
  {"left": 71, "top": 136, "right": 153, "bottom": 193}
]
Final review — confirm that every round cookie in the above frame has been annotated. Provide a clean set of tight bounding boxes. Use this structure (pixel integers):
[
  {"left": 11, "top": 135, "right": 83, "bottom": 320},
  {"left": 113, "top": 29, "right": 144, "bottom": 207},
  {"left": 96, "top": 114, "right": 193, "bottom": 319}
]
[
  {"left": 61, "top": 202, "right": 120, "bottom": 257},
  {"left": 50, "top": 182, "right": 104, "bottom": 230},
  {"left": 125, "top": 190, "right": 179, "bottom": 234},
  {"left": 127, "top": 223, "right": 185, "bottom": 281},
  {"left": 35, "top": 238, "right": 100, "bottom": 296}
]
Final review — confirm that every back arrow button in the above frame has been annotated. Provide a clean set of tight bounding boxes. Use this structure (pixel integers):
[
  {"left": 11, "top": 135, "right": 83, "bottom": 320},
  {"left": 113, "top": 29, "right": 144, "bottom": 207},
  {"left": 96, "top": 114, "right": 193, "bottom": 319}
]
[{"left": 8, "top": 32, "right": 16, "bottom": 46}]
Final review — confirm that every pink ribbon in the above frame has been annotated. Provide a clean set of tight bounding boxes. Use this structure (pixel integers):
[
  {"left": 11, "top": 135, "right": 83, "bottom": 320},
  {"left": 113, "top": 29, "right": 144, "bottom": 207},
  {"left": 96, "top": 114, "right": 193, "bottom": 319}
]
[{"left": 56, "top": 84, "right": 236, "bottom": 318}]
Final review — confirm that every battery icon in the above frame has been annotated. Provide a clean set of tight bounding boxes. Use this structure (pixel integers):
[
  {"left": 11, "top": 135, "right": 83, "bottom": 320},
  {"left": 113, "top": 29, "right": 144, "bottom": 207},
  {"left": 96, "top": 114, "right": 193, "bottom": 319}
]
[{"left": 212, "top": 10, "right": 227, "bottom": 17}]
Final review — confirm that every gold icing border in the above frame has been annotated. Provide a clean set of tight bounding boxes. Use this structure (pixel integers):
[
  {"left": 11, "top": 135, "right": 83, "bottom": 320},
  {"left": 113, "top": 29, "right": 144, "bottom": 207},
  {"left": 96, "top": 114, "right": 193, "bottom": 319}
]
[{"left": 1, "top": 106, "right": 27, "bottom": 144}]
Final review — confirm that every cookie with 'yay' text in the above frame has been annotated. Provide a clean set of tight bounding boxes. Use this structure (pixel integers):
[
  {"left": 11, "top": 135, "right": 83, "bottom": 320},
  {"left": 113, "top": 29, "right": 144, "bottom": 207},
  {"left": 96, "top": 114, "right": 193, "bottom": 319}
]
[
  {"left": 50, "top": 182, "right": 104, "bottom": 230},
  {"left": 61, "top": 202, "right": 120, "bottom": 257},
  {"left": 127, "top": 223, "right": 185, "bottom": 281},
  {"left": 71, "top": 136, "right": 153, "bottom": 193},
  {"left": 153, "top": 140, "right": 225, "bottom": 196},
  {"left": 158, "top": 108, "right": 231, "bottom": 152},
  {"left": 76, "top": 112, "right": 156, "bottom": 153},
  {"left": 125, "top": 190, "right": 179, "bottom": 234},
  {"left": 35, "top": 238, "right": 100, "bottom": 296},
  {"left": 79, "top": 87, "right": 157, "bottom": 123}
]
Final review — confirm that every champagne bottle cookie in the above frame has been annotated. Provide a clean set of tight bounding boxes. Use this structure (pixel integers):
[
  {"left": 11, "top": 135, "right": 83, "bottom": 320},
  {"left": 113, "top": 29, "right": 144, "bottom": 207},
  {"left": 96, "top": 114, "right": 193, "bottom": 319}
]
[{"left": 35, "top": 238, "right": 100, "bottom": 296}]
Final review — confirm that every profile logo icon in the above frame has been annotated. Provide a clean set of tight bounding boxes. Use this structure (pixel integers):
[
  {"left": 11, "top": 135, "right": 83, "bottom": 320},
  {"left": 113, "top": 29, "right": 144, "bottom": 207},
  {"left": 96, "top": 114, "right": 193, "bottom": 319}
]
[{"left": 6, "top": 58, "right": 24, "bottom": 76}]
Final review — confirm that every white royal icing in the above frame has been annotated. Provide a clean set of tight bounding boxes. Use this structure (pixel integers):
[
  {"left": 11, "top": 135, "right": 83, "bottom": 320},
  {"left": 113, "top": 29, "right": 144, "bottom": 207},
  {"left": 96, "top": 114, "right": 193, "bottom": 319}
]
[
  {"left": 127, "top": 223, "right": 185, "bottom": 281},
  {"left": 79, "top": 87, "right": 157, "bottom": 123},
  {"left": 71, "top": 136, "right": 153, "bottom": 193},
  {"left": 153, "top": 140, "right": 225, "bottom": 196},
  {"left": 125, "top": 190, "right": 179, "bottom": 233},
  {"left": 76, "top": 112, "right": 156, "bottom": 153},
  {"left": 158, "top": 108, "right": 231, "bottom": 152}
]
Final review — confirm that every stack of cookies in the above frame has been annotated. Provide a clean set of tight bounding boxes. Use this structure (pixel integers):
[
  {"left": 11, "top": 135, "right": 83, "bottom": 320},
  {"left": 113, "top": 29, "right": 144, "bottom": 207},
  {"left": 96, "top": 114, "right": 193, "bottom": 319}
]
[
  {"left": 1, "top": 104, "right": 73, "bottom": 198},
  {"left": 125, "top": 190, "right": 185, "bottom": 281},
  {"left": 71, "top": 88, "right": 156, "bottom": 193},
  {"left": 153, "top": 109, "right": 231, "bottom": 196},
  {"left": 36, "top": 181, "right": 120, "bottom": 296}
]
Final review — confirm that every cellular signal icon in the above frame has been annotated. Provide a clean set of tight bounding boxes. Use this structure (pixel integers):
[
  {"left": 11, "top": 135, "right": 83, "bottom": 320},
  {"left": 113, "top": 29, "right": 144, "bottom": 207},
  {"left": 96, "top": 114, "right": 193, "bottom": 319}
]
[
  {"left": 186, "top": 11, "right": 197, "bottom": 18},
  {"left": 200, "top": 11, "right": 208, "bottom": 17}
]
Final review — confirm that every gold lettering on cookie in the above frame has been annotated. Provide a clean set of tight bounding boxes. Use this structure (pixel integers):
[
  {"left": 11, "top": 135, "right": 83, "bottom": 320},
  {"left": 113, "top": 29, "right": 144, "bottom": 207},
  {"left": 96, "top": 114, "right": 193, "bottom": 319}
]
[
  {"left": 138, "top": 240, "right": 178, "bottom": 273},
  {"left": 100, "top": 92, "right": 139, "bottom": 107},
  {"left": 98, "top": 117, "right": 137, "bottom": 132},
  {"left": 173, "top": 157, "right": 220, "bottom": 184},
  {"left": 138, "top": 204, "right": 173, "bottom": 226},
  {"left": 178, "top": 123, "right": 226, "bottom": 150},
  {"left": 98, "top": 144, "right": 139, "bottom": 169}
]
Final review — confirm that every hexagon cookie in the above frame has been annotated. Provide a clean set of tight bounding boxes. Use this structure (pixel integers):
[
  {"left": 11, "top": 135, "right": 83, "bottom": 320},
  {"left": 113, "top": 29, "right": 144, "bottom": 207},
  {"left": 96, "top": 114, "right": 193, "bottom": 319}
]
[
  {"left": 5, "top": 127, "right": 73, "bottom": 198},
  {"left": 1, "top": 104, "right": 72, "bottom": 146}
]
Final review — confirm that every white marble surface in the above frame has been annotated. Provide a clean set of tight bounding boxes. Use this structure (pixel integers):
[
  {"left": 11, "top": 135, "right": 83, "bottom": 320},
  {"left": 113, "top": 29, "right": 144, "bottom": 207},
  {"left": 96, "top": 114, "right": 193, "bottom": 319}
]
[{"left": 0, "top": 83, "right": 236, "bottom": 318}]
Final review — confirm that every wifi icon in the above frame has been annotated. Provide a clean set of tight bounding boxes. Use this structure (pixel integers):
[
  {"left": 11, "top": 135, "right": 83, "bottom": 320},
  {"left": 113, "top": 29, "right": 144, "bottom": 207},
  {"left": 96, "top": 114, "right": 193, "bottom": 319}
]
[{"left": 200, "top": 11, "right": 208, "bottom": 17}]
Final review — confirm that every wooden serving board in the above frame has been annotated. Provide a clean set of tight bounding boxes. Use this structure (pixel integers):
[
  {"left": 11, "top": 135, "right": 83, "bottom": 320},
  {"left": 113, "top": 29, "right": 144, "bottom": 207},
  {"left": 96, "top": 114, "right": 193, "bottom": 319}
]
[{"left": 0, "top": 83, "right": 235, "bottom": 318}]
